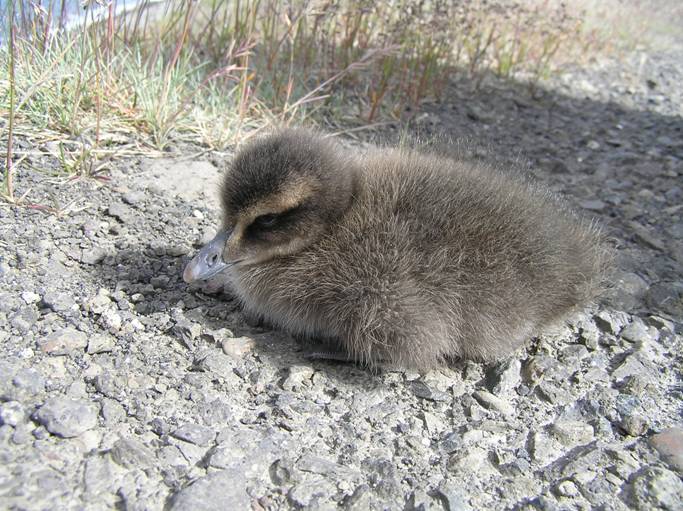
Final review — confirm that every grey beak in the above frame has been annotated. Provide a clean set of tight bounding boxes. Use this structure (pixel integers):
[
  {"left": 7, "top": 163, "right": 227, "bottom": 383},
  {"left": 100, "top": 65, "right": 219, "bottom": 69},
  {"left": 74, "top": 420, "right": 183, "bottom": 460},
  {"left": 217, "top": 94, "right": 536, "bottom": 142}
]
[{"left": 183, "top": 230, "right": 232, "bottom": 283}]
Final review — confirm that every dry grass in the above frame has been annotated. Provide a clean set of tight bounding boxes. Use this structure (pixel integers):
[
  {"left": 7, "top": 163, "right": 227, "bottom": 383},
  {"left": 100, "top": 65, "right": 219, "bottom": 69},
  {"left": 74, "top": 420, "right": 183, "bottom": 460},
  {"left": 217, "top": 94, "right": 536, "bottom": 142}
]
[{"left": 0, "top": 0, "right": 651, "bottom": 205}]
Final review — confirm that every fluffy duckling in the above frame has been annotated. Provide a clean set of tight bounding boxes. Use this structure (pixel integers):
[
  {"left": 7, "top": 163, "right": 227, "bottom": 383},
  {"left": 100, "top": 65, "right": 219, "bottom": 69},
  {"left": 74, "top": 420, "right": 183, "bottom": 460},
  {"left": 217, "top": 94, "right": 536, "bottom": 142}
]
[{"left": 184, "top": 128, "right": 611, "bottom": 369}]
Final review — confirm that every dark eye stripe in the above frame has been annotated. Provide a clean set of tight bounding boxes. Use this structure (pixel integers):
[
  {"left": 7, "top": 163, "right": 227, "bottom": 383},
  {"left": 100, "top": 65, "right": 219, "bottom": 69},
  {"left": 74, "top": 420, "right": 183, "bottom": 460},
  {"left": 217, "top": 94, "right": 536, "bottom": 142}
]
[
  {"left": 247, "top": 203, "right": 307, "bottom": 236},
  {"left": 254, "top": 213, "right": 278, "bottom": 228}
]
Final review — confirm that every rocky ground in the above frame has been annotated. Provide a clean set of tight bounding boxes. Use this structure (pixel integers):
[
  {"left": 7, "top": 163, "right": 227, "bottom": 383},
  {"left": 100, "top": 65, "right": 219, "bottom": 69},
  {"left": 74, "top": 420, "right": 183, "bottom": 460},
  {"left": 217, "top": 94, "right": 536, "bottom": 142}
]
[{"left": 1, "top": 35, "right": 682, "bottom": 511}]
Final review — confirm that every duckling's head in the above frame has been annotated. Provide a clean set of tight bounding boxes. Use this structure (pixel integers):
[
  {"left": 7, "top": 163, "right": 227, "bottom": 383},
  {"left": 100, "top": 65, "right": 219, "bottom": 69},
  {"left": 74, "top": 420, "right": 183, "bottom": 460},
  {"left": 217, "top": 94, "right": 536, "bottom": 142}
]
[{"left": 184, "top": 129, "right": 356, "bottom": 283}]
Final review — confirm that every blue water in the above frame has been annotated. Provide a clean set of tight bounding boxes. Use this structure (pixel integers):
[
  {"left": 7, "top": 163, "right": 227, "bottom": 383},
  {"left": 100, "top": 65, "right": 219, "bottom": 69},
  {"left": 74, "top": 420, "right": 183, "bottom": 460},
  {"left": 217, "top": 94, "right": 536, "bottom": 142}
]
[
  {"left": 0, "top": 0, "right": 150, "bottom": 40},
  {"left": 0, "top": 0, "right": 144, "bottom": 21}
]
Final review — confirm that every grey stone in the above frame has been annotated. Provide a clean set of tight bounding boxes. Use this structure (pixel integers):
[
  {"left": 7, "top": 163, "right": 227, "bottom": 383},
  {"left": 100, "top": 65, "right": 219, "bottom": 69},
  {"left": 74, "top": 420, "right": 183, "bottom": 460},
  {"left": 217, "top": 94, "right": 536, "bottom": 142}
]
[
  {"left": 158, "top": 445, "right": 187, "bottom": 468},
  {"left": 0, "top": 424, "right": 12, "bottom": 445},
  {"left": 122, "top": 190, "right": 145, "bottom": 205},
  {"left": 489, "top": 359, "right": 522, "bottom": 395},
  {"left": 612, "top": 353, "right": 658, "bottom": 383},
  {"left": 110, "top": 437, "right": 156, "bottom": 468},
  {"left": 208, "top": 444, "right": 246, "bottom": 470},
  {"left": 529, "top": 431, "right": 563, "bottom": 466},
  {"left": 150, "top": 275, "right": 169, "bottom": 288},
  {"left": 166, "top": 245, "right": 190, "bottom": 257},
  {"left": 142, "top": 158, "right": 220, "bottom": 209},
  {"left": 616, "top": 394, "right": 641, "bottom": 416},
  {"left": 472, "top": 391, "right": 514, "bottom": 417},
  {"left": 32, "top": 425, "right": 49, "bottom": 440},
  {"left": 35, "top": 397, "right": 99, "bottom": 438},
  {"left": 173, "top": 319, "right": 202, "bottom": 349},
  {"left": 193, "top": 352, "right": 240, "bottom": 383},
  {"left": 551, "top": 420, "right": 594, "bottom": 446},
  {"left": 466, "top": 105, "right": 495, "bottom": 123},
  {"left": 537, "top": 382, "right": 574, "bottom": 406},
  {"left": 580, "top": 199, "right": 606, "bottom": 211},
  {"left": 11, "top": 314, "right": 34, "bottom": 332},
  {"left": 611, "top": 272, "right": 649, "bottom": 311},
  {"left": 619, "top": 414, "right": 649, "bottom": 437},
  {"left": 463, "top": 361, "right": 484, "bottom": 381},
  {"left": 41, "top": 291, "right": 77, "bottom": 313},
  {"left": 606, "top": 449, "right": 641, "bottom": 480},
  {"left": 298, "top": 454, "right": 361, "bottom": 481},
  {"left": 11, "top": 422, "right": 33, "bottom": 444},
  {"left": 87, "top": 333, "right": 115, "bottom": 354},
  {"left": 94, "top": 371, "right": 124, "bottom": 400},
  {"left": 168, "top": 469, "right": 250, "bottom": 511},
  {"left": 81, "top": 247, "right": 108, "bottom": 265},
  {"left": 0, "top": 401, "right": 25, "bottom": 427},
  {"left": 408, "top": 489, "right": 435, "bottom": 510},
  {"left": 204, "top": 327, "right": 235, "bottom": 343},
  {"left": 646, "top": 281, "right": 683, "bottom": 318},
  {"left": 84, "top": 454, "right": 118, "bottom": 499},
  {"left": 622, "top": 374, "right": 652, "bottom": 397},
  {"left": 651, "top": 428, "right": 683, "bottom": 472},
  {"left": 423, "top": 411, "right": 448, "bottom": 435},
  {"left": 221, "top": 336, "right": 255, "bottom": 358},
  {"left": 39, "top": 328, "right": 88, "bottom": 355},
  {"left": 282, "top": 365, "right": 315, "bottom": 391},
  {"left": 620, "top": 318, "right": 652, "bottom": 343},
  {"left": 523, "top": 355, "right": 556, "bottom": 383},
  {"left": 12, "top": 368, "right": 45, "bottom": 395},
  {"left": 629, "top": 221, "right": 666, "bottom": 251},
  {"left": 556, "top": 480, "right": 580, "bottom": 497},
  {"left": 269, "top": 459, "right": 294, "bottom": 485},
  {"left": 207, "top": 428, "right": 283, "bottom": 474},
  {"left": 411, "top": 381, "right": 451, "bottom": 402},
  {"left": 21, "top": 291, "right": 40, "bottom": 304},
  {"left": 172, "top": 423, "right": 215, "bottom": 446},
  {"left": 343, "top": 484, "right": 376, "bottom": 510},
  {"left": 100, "top": 308, "right": 122, "bottom": 331},
  {"left": 0, "top": 262, "right": 11, "bottom": 280},
  {"left": 101, "top": 398, "right": 126, "bottom": 424},
  {"left": 85, "top": 289, "right": 113, "bottom": 314},
  {"left": 560, "top": 344, "right": 589, "bottom": 362},
  {"left": 288, "top": 475, "right": 333, "bottom": 508},
  {"left": 171, "top": 439, "right": 205, "bottom": 466},
  {"left": 579, "top": 321, "right": 601, "bottom": 350},
  {"left": 632, "top": 467, "right": 683, "bottom": 510},
  {"left": 646, "top": 315, "right": 675, "bottom": 332},
  {"left": 107, "top": 202, "right": 132, "bottom": 223},
  {"left": 448, "top": 446, "right": 496, "bottom": 474},
  {"left": 594, "top": 311, "right": 630, "bottom": 335},
  {"left": 434, "top": 483, "right": 474, "bottom": 511}
]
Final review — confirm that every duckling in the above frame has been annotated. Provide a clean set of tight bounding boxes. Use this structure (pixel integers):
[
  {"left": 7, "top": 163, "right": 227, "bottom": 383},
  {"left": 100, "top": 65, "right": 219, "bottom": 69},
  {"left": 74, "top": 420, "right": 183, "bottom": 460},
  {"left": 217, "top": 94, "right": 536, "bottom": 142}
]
[{"left": 184, "top": 128, "right": 611, "bottom": 369}]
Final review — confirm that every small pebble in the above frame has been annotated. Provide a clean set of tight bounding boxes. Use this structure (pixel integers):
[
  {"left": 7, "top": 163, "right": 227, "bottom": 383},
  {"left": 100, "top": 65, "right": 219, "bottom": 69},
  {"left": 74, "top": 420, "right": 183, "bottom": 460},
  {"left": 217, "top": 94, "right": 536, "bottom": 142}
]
[
  {"left": 221, "top": 336, "right": 255, "bottom": 358},
  {"left": 35, "top": 397, "right": 99, "bottom": 438},
  {"left": 0, "top": 401, "right": 25, "bottom": 427},
  {"left": 38, "top": 328, "right": 88, "bottom": 355}
]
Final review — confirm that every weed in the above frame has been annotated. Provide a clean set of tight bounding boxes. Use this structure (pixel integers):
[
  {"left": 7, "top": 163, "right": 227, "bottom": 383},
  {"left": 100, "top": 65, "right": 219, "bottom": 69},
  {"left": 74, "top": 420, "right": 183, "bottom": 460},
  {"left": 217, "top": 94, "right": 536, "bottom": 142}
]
[{"left": 2, "top": 0, "right": 17, "bottom": 203}]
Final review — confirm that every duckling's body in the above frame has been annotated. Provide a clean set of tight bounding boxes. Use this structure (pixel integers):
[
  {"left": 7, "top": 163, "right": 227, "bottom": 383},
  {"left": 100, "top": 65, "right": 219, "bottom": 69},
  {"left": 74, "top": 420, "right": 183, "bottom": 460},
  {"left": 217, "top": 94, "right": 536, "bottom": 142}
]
[{"left": 184, "top": 129, "right": 610, "bottom": 369}]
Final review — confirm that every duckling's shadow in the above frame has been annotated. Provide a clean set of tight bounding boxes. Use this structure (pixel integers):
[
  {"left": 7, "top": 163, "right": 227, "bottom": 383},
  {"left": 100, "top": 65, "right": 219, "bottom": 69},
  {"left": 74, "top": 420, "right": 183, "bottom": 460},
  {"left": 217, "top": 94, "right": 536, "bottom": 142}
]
[{"left": 90, "top": 245, "right": 420, "bottom": 387}]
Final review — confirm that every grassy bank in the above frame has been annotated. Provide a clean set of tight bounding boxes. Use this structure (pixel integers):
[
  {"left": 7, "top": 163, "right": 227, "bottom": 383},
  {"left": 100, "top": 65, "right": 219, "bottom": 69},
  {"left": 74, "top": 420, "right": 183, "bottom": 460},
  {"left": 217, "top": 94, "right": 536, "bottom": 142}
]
[{"left": 0, "top": 0, "right": 648, "bottom": 203}]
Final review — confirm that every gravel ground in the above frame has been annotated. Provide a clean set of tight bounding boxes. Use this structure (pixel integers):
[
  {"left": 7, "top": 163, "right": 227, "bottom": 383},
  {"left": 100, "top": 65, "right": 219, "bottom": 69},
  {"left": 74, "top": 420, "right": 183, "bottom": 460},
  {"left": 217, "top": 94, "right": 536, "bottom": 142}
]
[{"left": 1, "top": 41, "right": 682, "bottom": 510}]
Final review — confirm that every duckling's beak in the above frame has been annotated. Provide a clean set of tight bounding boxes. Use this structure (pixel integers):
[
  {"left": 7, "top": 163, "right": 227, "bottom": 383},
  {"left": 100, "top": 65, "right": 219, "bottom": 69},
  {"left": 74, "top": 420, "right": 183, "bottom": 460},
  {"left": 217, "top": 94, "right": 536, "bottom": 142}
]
[{"left": 183, "top": 230, "right": 232, "bottom": 283}]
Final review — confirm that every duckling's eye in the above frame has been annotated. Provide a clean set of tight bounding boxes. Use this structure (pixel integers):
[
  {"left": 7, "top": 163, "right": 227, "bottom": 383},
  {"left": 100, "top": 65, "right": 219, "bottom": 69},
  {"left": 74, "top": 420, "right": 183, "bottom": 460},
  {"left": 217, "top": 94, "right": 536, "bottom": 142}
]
[{"left": 253, "top": 213, "right": 278, "bottom": 229}]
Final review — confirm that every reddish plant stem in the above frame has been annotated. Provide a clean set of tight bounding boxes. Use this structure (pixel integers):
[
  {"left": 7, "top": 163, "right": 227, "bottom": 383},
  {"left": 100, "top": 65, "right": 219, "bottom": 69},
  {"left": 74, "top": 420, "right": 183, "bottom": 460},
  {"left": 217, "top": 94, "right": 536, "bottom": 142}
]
[{"left": 4, "top": 0, "right": 17, "bottom": 201}]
